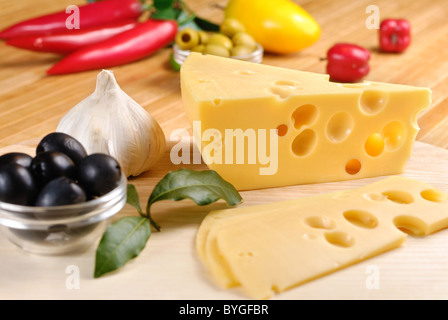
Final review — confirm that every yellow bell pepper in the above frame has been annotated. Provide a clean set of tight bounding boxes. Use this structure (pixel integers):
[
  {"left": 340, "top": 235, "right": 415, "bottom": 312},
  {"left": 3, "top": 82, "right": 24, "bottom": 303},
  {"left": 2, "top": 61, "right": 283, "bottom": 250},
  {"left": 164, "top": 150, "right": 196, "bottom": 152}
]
[{"left": 224, "top": 0, "right": 321, "bottom": 54}]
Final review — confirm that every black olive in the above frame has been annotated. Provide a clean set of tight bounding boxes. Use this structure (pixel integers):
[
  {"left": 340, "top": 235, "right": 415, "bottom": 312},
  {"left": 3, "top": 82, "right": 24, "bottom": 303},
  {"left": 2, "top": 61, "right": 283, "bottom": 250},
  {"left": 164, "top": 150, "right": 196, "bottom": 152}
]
[
  {"left": 0, "top": 163, "right": 37, "bottom": 205},
  {"left": 78, "top": 153, "right": 121, "bottom": 197},
  {"left": 0, "top": 152, "right": 33, "bottom": 168},
  {"left": 35, "top": 176, "right": 86, "bottom": 207},
  {"left": 31, "top": 151, "right": 77, "bottom": 186},
  {"left": 36, "top": 132, "right": 87, "bottom": 166}
]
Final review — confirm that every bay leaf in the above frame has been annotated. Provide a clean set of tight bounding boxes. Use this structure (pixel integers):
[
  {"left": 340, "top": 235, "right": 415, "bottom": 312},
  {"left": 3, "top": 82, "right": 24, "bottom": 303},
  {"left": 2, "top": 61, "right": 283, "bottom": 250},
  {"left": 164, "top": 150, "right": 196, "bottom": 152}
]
[
  {"left": 94, "top": 216, "right": 151, "bottom": 278},
  {"left": 146, "top": 168, "right": 243, "bottom": 214}
]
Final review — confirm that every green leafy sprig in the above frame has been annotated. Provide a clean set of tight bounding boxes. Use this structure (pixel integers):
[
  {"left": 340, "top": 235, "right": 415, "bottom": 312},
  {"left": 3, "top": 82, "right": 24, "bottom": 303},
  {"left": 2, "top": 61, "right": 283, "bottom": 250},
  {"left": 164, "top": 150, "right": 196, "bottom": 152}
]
[
  {"left": 88, "top": 0, "right": 220, "bottom": 70},
  {"left": 94, "top": 168, "right": 243, "bottom": 278},
  {"left": 146, "top": 0, "right": 220, "bottom": 31},
  {"left": 88, "top": 0, "right": 220, "bottom": 31}
]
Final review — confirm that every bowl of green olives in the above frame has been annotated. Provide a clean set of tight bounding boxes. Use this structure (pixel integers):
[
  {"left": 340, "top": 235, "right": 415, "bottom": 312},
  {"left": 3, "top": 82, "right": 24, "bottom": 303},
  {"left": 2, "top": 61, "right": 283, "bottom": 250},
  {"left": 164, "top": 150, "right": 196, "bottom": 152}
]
[
  {"left": 0, "top": 132, "right": 127, "bottom": 255},
  {"left": 172, "top": 18, "right": 263, "bottom": 66}
]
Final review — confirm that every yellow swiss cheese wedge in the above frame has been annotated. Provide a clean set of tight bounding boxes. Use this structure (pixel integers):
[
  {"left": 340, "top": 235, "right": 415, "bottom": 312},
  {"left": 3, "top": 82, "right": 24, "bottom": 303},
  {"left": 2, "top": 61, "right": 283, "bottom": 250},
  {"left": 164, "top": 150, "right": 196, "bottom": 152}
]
[
  {"left": 180, "top": 53, "right": 431, "bottom": 190},
  {"left": 196, "top": 176, "right": 448, "bottom": 299}
]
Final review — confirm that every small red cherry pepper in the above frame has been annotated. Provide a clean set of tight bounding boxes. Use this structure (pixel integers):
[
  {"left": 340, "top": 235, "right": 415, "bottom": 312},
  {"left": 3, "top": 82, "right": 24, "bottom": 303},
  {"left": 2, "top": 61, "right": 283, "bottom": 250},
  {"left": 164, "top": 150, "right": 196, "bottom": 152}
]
[
  {"left": 46, "top": 19, "right": 177, "bottom": 75},
  {"left": 379, "top": 19, "right": 411, "bottom": 53},
  {"left": 6, "top": 20, "right": 139, "bottom": 55},
  {"left": 0, "top": 0, "right": 142, "bottom": 40},
  {"left": 326, "top": 43, "right": 370, "bottom": 82}
]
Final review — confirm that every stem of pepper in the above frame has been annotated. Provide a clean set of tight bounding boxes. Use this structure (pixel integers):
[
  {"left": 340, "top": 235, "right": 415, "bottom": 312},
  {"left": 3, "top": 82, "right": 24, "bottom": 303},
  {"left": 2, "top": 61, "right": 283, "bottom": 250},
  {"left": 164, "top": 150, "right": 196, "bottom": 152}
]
[{"left": 391, "top": 33, "right": 397, "bottom": 45}]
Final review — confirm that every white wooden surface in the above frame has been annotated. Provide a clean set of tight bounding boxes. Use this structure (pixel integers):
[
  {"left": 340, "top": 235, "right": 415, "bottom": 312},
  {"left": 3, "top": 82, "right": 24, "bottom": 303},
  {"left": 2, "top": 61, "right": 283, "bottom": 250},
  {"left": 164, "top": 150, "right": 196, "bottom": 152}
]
[{"left": 1, "top": 141, "right": 448, "bottom": 300}]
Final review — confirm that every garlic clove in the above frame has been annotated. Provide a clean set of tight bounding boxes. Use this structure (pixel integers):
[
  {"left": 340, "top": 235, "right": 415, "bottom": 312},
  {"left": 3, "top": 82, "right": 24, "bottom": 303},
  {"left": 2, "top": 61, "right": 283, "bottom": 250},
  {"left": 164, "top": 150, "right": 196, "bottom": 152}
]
[{"left": 56, "top": 70, "right": 166, "bottom": 177}]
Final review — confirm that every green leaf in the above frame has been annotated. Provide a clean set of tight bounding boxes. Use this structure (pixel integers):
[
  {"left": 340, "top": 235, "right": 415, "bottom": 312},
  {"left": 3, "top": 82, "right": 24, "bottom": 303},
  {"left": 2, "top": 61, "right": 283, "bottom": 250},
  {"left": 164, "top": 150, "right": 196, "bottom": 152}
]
[
  {"left": 175, "top": 10, "right": 220, "bottom": 31},
  {"left": 193, "top": 16, "right": 220, "bottom": 32},
  {"left": 94, "top": 216, "right": 151, "bottom": 278},
  {"left": 153, "top": 0, "right": 176, "bottom": 10},
  {"left": 176, "top": 9, "right": 197, "bottom": 28},
  {"left": 146, "top": 169, "right": 243, "bottom": 228},
  {"left": 126, "top": 184, "right": 143, "bottom": 216},
  {"left": 169, "top": 52, "right": 181, "bottom": 71},
  {"left": 151, "top": 6, "right": 180, "bottom": 20}
]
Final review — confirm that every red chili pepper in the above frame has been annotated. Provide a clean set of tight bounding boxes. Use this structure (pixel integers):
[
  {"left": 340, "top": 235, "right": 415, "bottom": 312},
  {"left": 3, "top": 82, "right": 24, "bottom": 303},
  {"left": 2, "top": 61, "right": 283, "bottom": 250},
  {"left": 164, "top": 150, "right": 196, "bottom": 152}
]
[
  {"left": 6, "top": 20, "right": 140, "bottom": 55},
  {"left": 379, "top": 19, "right": 411, "bottom": 53},
  {"left": 0, "top": 0, "right": 142, "bottom": 40},
  {"left": 46, "top": 19, "right": 178, "bottom": 75},
  {"left": 326, "top": 43, "right": 370, "bottom": 82}
]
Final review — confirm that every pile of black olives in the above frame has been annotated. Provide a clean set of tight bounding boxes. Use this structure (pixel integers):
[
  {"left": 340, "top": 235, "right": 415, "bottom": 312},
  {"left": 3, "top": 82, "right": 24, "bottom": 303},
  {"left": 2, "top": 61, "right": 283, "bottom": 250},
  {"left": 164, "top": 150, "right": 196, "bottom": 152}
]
[{"left": 0, "top": 132, "right": 122, "bottom": 207}]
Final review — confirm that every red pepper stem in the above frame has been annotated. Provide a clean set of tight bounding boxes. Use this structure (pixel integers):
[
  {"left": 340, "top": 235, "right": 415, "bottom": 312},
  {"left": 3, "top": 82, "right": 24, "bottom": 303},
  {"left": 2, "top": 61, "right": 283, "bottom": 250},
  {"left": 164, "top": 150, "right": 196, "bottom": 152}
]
[{"left": 390, "top": 33, "right": 397, "bottom": 45}]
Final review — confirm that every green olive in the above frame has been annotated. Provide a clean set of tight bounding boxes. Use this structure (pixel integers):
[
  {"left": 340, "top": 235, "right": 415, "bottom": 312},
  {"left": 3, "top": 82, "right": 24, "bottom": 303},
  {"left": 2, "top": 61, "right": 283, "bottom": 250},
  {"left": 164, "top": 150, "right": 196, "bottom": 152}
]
[
  {"left": 191, "top": 44, "right": 206, "bottom": 53},
  {"left": 207, "top": 33, "right": 233, "bottom": 50},
  {"left": 232, "top": 32, "right": 257, "bottom": 50},
  {"left": 197, "top": 30, "right": 209, "bottom": 44},
  {"left": 203, "top": 44, "right": 230, "bottom": 57},
  {"left": 175, "top": 28, "right": 199, "bottom": 50},
  {"left": 231, "top": 45, "right": 255, "bottom": 57},
  {"left": 220, "top": 18, "right": 245, "bottom": 38}
]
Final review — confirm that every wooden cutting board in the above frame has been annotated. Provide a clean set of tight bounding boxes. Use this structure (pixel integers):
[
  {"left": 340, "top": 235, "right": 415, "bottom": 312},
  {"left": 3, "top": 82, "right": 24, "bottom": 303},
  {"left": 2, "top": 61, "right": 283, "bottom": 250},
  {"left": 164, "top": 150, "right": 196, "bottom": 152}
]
[{"left": 1, "top": 140, "right": 448, "bottom": 300}]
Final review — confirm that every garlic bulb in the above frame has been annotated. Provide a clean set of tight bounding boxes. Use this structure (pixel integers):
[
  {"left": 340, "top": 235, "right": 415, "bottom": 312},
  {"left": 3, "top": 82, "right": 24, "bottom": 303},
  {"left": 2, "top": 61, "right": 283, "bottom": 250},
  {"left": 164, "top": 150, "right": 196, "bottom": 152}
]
[{"left": 56, "top": 70, "right": 166, "bottom": 177}]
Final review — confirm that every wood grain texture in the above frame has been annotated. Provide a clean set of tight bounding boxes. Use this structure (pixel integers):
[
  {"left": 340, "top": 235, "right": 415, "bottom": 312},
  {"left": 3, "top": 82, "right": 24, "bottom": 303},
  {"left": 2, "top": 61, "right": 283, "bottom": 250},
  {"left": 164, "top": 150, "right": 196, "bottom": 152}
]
[
  {"left": 1, "top": 141, "right": 448, "bottom": 300},
  {"left": 1, "top": 0, "right": 448, "bottom": 300}
]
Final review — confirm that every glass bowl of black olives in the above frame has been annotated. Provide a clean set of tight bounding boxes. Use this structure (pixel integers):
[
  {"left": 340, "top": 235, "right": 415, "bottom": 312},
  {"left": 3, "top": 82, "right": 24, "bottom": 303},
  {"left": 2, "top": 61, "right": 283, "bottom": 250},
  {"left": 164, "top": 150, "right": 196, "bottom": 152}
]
[{"left": 0, "top": 132, "right": 127, "bottom": 255}]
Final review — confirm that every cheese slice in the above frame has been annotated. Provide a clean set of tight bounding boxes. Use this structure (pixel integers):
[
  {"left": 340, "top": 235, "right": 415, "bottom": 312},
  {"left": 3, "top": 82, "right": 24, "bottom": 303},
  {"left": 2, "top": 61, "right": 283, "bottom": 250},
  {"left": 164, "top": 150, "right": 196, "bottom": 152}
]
[
  {"left": 181, "top": 53, "right": 431, "bottom": 190},
  {"left": 196, "top": 176, "right": 448, "bottom": 299}
]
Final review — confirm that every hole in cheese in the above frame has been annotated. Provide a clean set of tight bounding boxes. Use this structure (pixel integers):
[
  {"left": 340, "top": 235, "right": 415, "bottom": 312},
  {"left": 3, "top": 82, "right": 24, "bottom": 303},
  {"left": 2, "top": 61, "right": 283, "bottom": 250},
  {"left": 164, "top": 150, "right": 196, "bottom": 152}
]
[
  {"left": 305, "top": 216, "right": 336, "bottom": 230},
  {"left": 359, "top": 90, "right": 389, "bottom": 115},
  {"left": 364, "top": 193, "right": 387, "bottom": 202},
  {"left": 411, "top": 108, "right": 424, "bottom": 131},
  {"left": 212, "top": 98, "right": 222, "bottom": 106},
  {"left": 326, "top": 111, "right": 354, "bottom": 143},
  {"left": 324, "top": 231, "right": 355, "bottom": 248},
  {"left": 235, "top": 70, "right": 255, "bottom": 75},
  {"left": 343, "top": 210, "right": 378, "bottom": 229},
  {"left": 420, "top": 189, "right": 448, "bottom": 202},
  {"left": 291, "top": 129, "right": 317, "bottom": 157},
  {"left": 393, "top": 215, "right": 427, "bottom": 236},
  {"left": 269, "top": 87, "right": 291, "bottom": 99},
  {"left": 381, "top": 121, "right": 406, "bottom": 151},
  {"left": 276, "top": 124, "right": 288, "bottom": 137},
  {"left": 274, "top": 80, "right": 301, "bottom": 89},
  {"left": 364, "top": 133, "right": 385, "bottom": 157},
  {"left": 291, "top": 104, "right": 318, "bottom": 130},
  {"left": 382, "top": 190, "right": 414, "bottom": 204},
  {"left": 345, "top": 159, "right": 361, "bottom": 175}
]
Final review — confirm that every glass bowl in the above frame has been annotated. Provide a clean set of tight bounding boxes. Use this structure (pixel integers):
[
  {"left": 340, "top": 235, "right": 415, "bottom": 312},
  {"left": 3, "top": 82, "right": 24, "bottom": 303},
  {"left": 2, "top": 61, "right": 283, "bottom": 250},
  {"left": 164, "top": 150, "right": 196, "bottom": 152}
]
[
  {"left": 172, "top": 43, "right": 264, "bottom": 66},
  {"left": 0, "top": 174, "right": 127, "bottom": 255}
]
